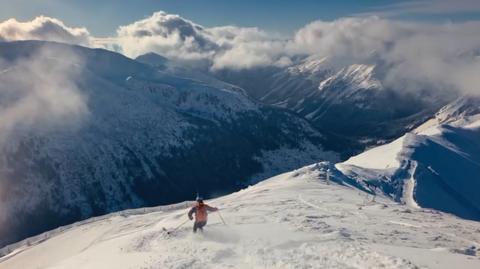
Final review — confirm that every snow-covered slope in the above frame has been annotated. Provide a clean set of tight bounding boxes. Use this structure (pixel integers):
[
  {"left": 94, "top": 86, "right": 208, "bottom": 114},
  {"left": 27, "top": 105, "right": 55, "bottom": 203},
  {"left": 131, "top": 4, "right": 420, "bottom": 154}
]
[
  {"left": 0, "top": 41, "right": 338, "bottom": 247},
  {"left": 0, "top": 164, "right": 479, "bottom": 269},
  {"left": 135, "top": 52, "right": 249, "bottom": 96},
  {"left": 335, "top": 97, "right": 480, "bottom": 220}
]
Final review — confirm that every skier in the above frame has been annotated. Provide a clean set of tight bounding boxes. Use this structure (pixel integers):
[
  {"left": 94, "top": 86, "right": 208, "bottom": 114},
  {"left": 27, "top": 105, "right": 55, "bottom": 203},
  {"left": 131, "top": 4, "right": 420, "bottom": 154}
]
[{"left": 187, "top": 197, "right": 218, "bottom": 233}]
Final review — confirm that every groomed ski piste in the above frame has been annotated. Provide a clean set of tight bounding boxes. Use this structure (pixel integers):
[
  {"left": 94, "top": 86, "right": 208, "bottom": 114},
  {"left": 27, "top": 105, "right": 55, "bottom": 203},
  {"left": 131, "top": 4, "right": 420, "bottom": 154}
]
[{"left": 0, "top": 163, "right": 479, "bottom": 269}]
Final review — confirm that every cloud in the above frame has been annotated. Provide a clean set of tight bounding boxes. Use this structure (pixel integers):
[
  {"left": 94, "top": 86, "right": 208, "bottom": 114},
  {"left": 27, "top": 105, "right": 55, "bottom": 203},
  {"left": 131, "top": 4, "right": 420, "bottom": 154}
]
[
  {"left": 113, "top": 12, "right": 290, "bottom": 70},
  {"left": 116, "top": 11, "right": 218, "bottom": 61},
  {"left": 209, "top": 26, "right": 290, "bottom": 70},
  {"left": 0, "top": 45, "right": 89, "bottom": 142},
  {"left": 0, "top": 16, "right": 91, "bottom": 46},
  {"left": 289, "top": 17, "right": 480, "bottom": 95},
  {"left": 288, "top": 17, "right": 401, "bottom": 64}
]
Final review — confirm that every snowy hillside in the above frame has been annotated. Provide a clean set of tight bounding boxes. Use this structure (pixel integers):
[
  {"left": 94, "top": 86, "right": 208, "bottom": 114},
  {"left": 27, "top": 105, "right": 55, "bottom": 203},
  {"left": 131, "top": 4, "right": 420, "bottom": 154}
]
[
  {"left": 135, "top": 52, "right": 249, "bottom": 95},
  {"left": 335, "top": 97, "right": 480, "bottom": 221},
  {"left": 0, "top": 164, "right": 479, "bottom": 269},
  {"left": 0, "top": 41, "right": 338, "bottom": 247}
]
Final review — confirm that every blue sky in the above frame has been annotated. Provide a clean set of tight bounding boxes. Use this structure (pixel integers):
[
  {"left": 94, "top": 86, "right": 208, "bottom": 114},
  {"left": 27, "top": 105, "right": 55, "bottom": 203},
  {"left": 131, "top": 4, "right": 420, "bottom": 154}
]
[{"left": 1, "top": 0, "right": 480, "bottom": 36}]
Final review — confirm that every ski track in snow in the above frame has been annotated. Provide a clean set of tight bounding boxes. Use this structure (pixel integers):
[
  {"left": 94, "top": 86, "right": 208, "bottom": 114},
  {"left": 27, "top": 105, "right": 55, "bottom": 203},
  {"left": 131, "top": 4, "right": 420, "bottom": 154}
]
[{"left": 1, "top": 165, "right": 479, "bottom": 269}]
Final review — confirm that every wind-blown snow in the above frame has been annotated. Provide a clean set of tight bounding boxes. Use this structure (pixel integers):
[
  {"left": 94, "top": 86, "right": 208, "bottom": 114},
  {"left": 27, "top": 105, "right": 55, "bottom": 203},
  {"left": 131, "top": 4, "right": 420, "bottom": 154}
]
[{"left": 0, "top": 164, "right": 478, "bottom": 269}]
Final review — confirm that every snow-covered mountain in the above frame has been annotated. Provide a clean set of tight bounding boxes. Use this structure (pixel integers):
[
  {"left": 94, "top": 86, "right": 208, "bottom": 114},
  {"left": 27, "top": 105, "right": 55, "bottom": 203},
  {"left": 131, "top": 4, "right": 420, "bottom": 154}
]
[
  {"left": 334, "top": 96, "right": 480, "bottom": 221},
  {"left": 0, "top": 41, "right": 338, "bottom": 247},
  {"left": 135, "top": 52, "right": 250, "bottom": 97},
  {"left": 135, "top": 52, "right": 169, "bottom": 69},
  {"left": 214, "top": 56, "right": 456, "bottom": 154},
  {"left": 0, "top": 163, "right": 478, "bottom": 269}
]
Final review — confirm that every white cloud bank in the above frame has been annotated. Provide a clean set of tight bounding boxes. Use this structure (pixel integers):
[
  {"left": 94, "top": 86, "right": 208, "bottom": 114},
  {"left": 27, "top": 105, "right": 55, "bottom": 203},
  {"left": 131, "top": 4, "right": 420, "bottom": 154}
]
[
  {"left": 0, "top": 16, "right": 91, "bottom": 46},
  {"left": 115, "top": 11, "right": 218, "bottom": 61},
  {"left": 289, "top": 17, "right": 480, "bottom": 94},
  {"left": 1, "top": 12, "right": 480, "bottom": 95},
  {"left": 113, "top": 11, "right": 289, "bottom": 70},
  {"left": 209, "top": 26, "right": 291, "bottom": 70}
]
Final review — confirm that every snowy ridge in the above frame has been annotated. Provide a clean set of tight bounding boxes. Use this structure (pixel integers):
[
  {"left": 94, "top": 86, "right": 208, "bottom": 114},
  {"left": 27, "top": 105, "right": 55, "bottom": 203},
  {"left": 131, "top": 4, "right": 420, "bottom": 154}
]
[
  {"left": 335, "top": 98, "right": 480, "bottom": 221},
  {"left": 286, "top": 56, "right": 330, "bottom": 76},
  {"left": 268, "top": 57, "right": 382, "bottom": 105},
  {"left": 318, "top": 64, "right": 381, "bottom": 92},
  {"left": 0, "top": 164, "right": 478, "bottom": 269},
  {"left": 415, "top": 96, "right": 480, "bottom": 135}
]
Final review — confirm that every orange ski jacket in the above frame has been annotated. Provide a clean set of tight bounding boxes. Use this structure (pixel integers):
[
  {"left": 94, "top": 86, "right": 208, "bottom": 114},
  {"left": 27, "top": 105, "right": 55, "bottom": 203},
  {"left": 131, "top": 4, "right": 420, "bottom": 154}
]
[{"left": 188, "top": 203, "right": 218, "bottom": 222}]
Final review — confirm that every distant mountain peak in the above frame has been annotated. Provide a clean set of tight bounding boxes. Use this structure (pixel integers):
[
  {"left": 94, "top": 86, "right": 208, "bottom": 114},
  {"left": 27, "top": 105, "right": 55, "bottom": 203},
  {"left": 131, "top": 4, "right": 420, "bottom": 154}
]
[
  {"left": 318, "top": 63, "right": 381, "bottom": 91},
  {"left": 287, "top": 56, "right": 330, "bottom": 75},
  {"left": 135, "top": 52, "right": 169, "bottom": 68}
]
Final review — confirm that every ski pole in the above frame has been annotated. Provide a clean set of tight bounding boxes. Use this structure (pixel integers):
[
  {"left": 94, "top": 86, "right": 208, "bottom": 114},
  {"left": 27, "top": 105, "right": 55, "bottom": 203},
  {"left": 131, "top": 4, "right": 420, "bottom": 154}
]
[
  {"left": 217, "top": 211, "right": 227, "bottom": 225},
  {"left": 169, "top": 219, "right": 189, "bottom": 233}
]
